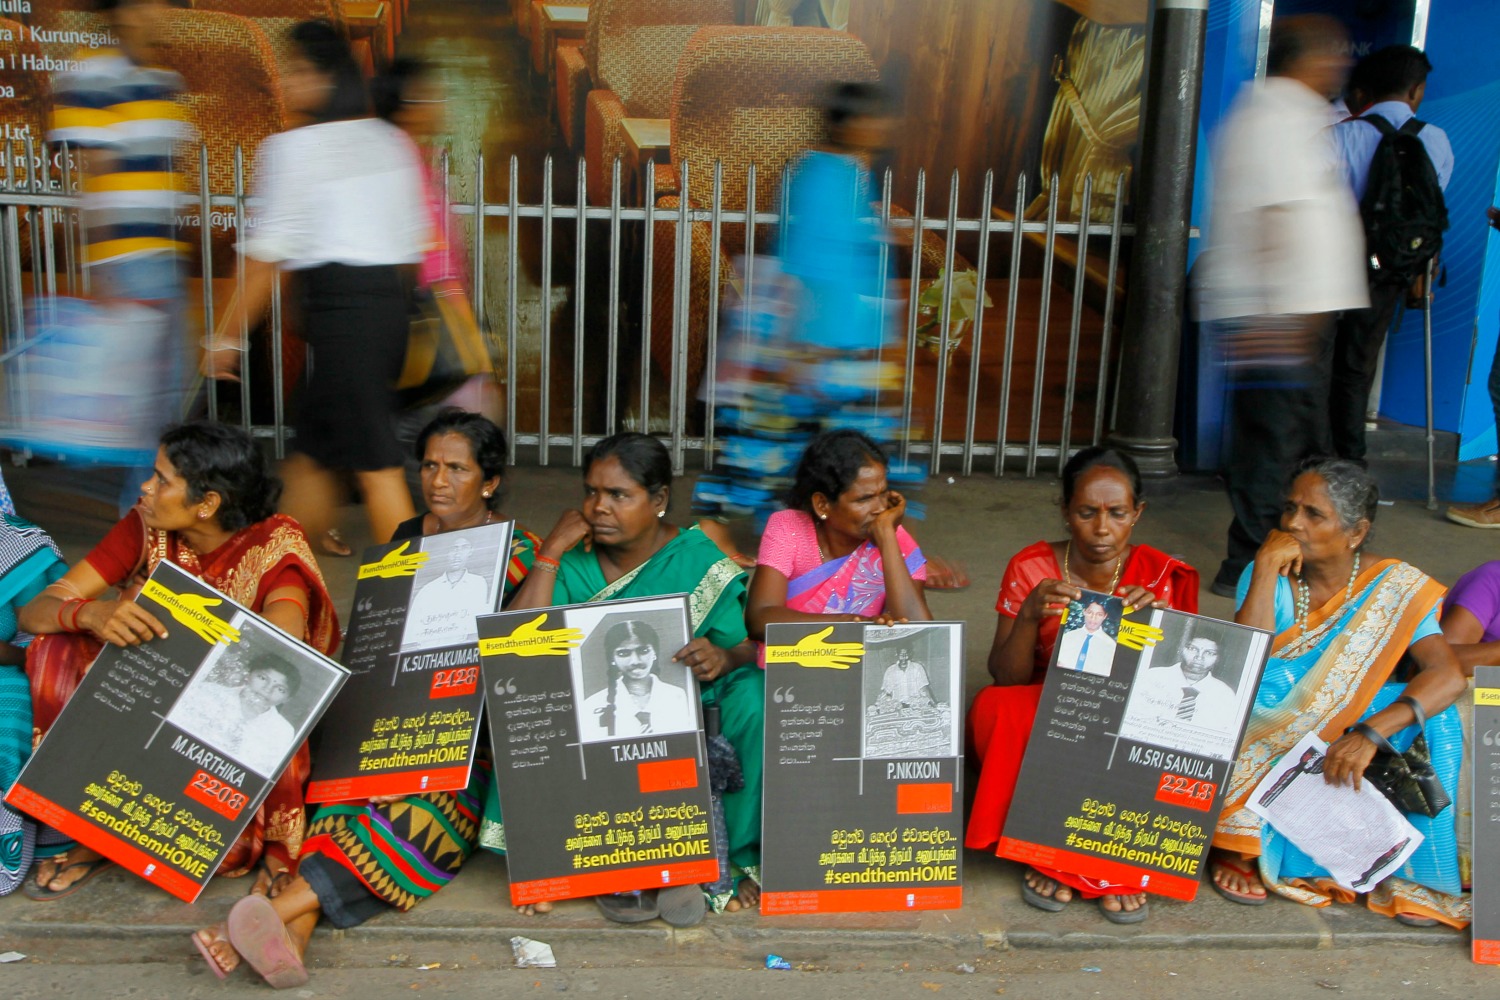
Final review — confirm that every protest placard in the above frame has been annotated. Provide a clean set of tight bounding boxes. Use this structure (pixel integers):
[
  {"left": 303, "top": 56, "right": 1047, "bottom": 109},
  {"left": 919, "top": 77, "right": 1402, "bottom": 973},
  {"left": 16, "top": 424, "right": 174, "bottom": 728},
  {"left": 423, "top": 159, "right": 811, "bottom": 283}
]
[
  {"left": 6, "top": 562, "right": 347, "bottom": 902},
  {"left": 306, "top": 521, "right": 513, "bottom": 802},
  {"left": 998, "top": 592, "right": 1270, "bottom": 900},
  {"left": 760, "top": 621, "right": 964, "bottom": 914},
  {"left": 1474, "top": 665, "right": 1500, "bottom": 965},
  {"left": 478, "top": 594, "right": 716, "bottom": 905}
]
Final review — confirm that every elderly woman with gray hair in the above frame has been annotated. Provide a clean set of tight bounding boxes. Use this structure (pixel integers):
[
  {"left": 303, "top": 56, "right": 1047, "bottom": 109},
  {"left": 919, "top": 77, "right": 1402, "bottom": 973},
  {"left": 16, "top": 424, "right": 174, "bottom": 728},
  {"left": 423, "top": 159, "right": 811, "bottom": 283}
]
[{"left": 1208, "top": 459, "right": 1469, "bottom": 929}]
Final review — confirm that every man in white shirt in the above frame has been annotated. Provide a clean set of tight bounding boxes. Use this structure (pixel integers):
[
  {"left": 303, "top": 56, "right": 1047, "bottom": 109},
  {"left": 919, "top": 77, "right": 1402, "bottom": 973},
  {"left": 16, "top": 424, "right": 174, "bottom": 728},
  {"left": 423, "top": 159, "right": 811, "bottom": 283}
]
[
  {"left": 1131, "top": 634, "right": 1238, "bottom": 732},
  {"left": 1053, "top": 600, "right": 1118, "bottom": 677},
  {"left": 402, "top": 537, "right": 493, "bottom": 648},
  {"left": 1197, "top": 16, "right": 1367, "bottom": 596},
  {"left": 877, "top": 647, "right": 935, "bottom": 709},
  {"left": 1327, "top": 46, "right": 1453, "bottom": 464}
]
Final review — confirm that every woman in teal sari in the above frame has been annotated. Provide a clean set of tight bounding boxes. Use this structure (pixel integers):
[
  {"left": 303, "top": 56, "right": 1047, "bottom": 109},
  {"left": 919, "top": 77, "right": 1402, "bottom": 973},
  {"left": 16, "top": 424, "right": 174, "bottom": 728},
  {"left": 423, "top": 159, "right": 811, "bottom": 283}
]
[
  {"left": 0, "top": 511, "right": 68, "bottom": 896},
  {"left": 1211, "top": 459, "right": 1470, "bottom": 928},
  {"left": 504, "top": 433, "right": 761, "bottom": 924}
]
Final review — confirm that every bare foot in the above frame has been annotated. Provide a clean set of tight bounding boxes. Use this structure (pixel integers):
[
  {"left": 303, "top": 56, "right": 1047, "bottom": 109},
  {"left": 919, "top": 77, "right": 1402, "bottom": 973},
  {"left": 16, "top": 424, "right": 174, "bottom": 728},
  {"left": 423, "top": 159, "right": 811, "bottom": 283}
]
[
  {"left": 194, "top": 923, "right": 242, "bottom": 977},
  {"left": 1209, "top": 850, "right": 1268, "bottom": 904},
  {"left": 1024, "top": 868, "right": 1073, "bottom": 906},
  {"left": 1099, "top": 892, "right": 1147, "bottom": 916},
  {"left": 513, "top": 900, "right": 554, "bottom": 916}
]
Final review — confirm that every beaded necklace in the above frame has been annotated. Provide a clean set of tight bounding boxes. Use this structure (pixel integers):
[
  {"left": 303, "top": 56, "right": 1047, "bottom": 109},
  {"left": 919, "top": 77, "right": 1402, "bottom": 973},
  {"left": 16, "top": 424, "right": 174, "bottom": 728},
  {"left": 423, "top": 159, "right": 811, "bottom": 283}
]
[{"left": 1293, "top": 551, "right": 1360, "bottom": 633}]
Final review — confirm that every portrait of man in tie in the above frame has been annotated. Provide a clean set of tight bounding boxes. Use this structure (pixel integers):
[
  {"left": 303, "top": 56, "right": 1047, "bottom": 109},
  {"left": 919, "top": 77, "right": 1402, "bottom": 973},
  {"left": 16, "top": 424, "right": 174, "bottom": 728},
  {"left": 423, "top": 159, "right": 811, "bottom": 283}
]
[
  {"left": 1052, "top": 594, "right": 1122, "bottom": 677},
  {"left": 1118, "top": 614, "right": 1264, "bottom": 762}
]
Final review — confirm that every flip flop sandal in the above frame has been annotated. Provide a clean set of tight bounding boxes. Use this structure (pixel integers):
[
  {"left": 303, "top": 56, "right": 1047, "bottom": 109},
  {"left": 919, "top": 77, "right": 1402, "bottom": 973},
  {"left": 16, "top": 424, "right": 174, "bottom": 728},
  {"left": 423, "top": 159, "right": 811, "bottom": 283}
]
[
  {"left": 226, "top": 894, "right": 309, "bottom": 989},
  {"left": 1209, "top": 859, "right": 1268, "bottom": 906},
  {"left": 594, "top": 891, "right": 659, "bottom": 924},
  {"left": 658, "top": 884, "right": 707, "bottom": 928},
  {"left": 1395, "top": 913, "right": 1440, "bottom": 928},
  {"left": 191, "top": 928, "right": 234, "bottom": 981},
  {"left": 21, "top": 856, "right": 114, "bottom": 901},
  {"left": 320, "top": 529, "right": 352, "bottom": 557},
  {"left": 251, "top": 860, "right": 295, "bottom": 899},
  {"left": 1098, "top": 895, "right": 1150, "bottom": 925},
  {"left": 1020, "top": 873, "right": 1070, "bottom": 912}
]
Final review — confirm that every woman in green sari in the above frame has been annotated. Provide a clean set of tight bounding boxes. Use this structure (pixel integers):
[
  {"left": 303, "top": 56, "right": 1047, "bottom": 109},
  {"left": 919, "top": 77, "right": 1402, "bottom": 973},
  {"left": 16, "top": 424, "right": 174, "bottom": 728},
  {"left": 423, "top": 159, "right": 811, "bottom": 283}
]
[{"left": 503, "top": 433, "right": 761, "bottom": 924}]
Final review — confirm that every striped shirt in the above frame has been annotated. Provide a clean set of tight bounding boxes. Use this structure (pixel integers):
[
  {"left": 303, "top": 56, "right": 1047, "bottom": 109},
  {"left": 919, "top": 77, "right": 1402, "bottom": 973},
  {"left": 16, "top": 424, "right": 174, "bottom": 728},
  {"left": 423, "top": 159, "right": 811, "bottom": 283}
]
[{"left": 47, "top": 46, "right": 193, "bottom": 286}]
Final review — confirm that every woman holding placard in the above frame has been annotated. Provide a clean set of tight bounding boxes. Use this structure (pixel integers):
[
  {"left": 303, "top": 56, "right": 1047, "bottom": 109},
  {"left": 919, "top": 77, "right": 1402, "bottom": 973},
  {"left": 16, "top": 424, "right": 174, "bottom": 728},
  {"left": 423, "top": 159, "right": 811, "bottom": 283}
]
[
  {"left": 510, "top": 432, "right": 760, "bottom": 924},
  {"left": 964, "top": 446, "right": 1199, "bottom": 924},
  {"left": 17, "top": 422, "right": 340, "bottom": 902},
  {"left": 1209, "top": 458, "right": 1468, "bottom": 929},
  {"left": 191, "top": 410, "right": 536, "bottom": 987}
]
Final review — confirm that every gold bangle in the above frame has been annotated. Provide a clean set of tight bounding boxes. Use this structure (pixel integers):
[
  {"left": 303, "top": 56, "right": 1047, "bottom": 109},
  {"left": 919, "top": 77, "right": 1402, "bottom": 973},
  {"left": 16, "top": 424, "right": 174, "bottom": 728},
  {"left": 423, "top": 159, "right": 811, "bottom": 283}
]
[{"left": 531, "top": 561, "right": 557, "bottom": 574}]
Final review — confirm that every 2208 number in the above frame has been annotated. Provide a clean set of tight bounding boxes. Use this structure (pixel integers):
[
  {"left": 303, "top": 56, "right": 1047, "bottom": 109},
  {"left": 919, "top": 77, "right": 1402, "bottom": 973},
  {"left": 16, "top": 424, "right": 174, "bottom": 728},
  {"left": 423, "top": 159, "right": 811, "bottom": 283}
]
[
  {"left": 430, "top": 667, "right": 479, "bottom": 699},
  {"left": 184, "top": 770, "right": 248, "bottom": 820}
]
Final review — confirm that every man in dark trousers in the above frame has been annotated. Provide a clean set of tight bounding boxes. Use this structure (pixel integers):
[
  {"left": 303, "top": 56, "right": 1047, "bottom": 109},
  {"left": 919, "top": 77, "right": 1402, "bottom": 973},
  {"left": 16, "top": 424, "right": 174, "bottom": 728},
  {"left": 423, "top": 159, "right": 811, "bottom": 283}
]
[
  {"left": 1198, "top": 18, "right": 1367, "bottom": 597},
  {"left": 1328, "top": 46, "right": 1453, "bottom": 464}
]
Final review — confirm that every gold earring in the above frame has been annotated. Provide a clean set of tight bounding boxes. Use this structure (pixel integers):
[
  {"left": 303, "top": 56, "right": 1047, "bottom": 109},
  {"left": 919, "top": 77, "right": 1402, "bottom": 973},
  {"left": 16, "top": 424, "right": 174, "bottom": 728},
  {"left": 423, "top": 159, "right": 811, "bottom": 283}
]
[{"left": 482, "top": 491, "right": 491, "bottom": 498}]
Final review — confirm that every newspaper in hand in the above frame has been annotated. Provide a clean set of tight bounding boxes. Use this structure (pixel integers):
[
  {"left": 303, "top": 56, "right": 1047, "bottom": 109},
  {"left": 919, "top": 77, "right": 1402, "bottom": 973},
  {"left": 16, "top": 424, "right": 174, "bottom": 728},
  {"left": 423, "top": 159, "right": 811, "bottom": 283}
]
[{"left": 1246, "top": 732, "right": 1422, "bottom": 892}]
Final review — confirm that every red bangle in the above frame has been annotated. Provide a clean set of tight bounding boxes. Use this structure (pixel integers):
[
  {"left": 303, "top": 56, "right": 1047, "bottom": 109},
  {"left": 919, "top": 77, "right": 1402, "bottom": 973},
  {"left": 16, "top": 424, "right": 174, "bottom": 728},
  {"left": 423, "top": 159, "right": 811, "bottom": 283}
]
[
  {"left": 534, "top": 554, "right": 559, "bottom": 569},
  {"left": 69, "top": 599, "right": 92, "bottom": 632},
  {"left": 56, "top": 600, "right": 72, "bottom": 631}
]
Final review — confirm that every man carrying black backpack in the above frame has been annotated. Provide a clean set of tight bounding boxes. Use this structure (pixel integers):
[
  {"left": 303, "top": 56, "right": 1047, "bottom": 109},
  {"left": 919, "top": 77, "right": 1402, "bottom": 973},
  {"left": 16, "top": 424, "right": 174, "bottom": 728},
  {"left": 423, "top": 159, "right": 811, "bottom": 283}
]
[{"left": 1329, "top": 45, "right": 1453, "bottom": 464}]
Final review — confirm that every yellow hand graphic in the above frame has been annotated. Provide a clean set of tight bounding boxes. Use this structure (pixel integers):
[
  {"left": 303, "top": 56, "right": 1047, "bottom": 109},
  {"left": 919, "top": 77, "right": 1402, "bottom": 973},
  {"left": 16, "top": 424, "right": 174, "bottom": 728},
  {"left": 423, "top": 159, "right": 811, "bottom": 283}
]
[
  {"left": 1117, "top": 619, "right": 1165, "bottom": 652},
  {"left": 779, "top": 626, "right": 864, "bottom": 669},
  {"left": 168, "top": 592, "right": 241, "bottom": 645},
  {"left": 483, "top": 613, "right": 584, "bottom": 657},
  {"left": 358, "top": 541, "right": 429, "bottom": 580}
]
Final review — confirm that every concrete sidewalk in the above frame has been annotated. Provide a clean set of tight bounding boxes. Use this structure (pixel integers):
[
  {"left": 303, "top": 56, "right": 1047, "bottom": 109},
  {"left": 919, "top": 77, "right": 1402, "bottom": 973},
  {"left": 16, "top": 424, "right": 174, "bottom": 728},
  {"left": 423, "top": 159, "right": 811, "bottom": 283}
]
[{"left": 0, "top": 454, "right": 1482, "bottom": 960}]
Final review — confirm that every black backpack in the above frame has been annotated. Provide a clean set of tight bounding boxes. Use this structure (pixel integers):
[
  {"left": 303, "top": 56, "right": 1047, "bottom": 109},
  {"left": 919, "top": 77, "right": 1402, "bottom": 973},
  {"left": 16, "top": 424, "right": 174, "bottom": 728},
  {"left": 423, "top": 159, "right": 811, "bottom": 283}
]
[{"left": 1358, "top": 114, "right": 1448, "bottom": 286}]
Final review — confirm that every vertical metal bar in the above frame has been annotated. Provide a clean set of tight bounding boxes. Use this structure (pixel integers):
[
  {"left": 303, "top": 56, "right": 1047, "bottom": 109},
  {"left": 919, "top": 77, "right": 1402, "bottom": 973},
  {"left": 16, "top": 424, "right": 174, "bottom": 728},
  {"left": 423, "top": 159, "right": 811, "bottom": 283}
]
[
  {"left": 606, "top": 156, "right": 622, "bottom": 438},
  {"left": 962, "top": 170, "right": 994, "bottom": 476},
  {"left": 1094, "top": 174, "right": 1125, "bottom": 445},
  {"left": 899, "top": 170, "right": 926, "bottom": 466},
  {"left": 199, "top": 144, "right": 218, "bottom": 422},
  {"left": 539, "top": 156, "right": 555, "bottom": 465},
  {"left": 669, "top": 162, "right": 692, "bottom": 473},
  {"left": 504, "top": 155, "right": 520, "bottom": 467},
  {"left": 440, "top": 149, "right": 452, "bottom": 255},
  {"left": 703, "top": 160, "right": 724, "bottom": 471},
  {"left": 929, "top": 170, "right": 960, "bottom": 475},
  {"left": 1, "top": 139, "right": 22, "bottom": 352},
  {"left": 40, "top": 143, "right": 58, "bottom": 302},
  {"left": 739, "top": 164, "right": 756, "bottom": 361},
  {"left": 572, "top": 158, "right": 587, "bottom": 466},
  {"left": 1058, "top": 175, "right": 1092, "bottom": 473},
  {"left": 995, "top": 173, "right": 1027, "bottom": 475},
  {"left": 233, "top": 146, "right": 251, "bottom": 431},
  {"left": 270, "top": 268, "right": 285, "bottom": 457},
  {"left": 1026, "top": 174, "right": 1060, "bottom": 477},
  {"left": 1424, "top": 257, "right": 1437, "bottom": 510},
  {"left": 639, "top": 162, "right": 657, "bottom": 434},
  {"left": 474, "top": 154, "right": 487, "bottom": 320}
]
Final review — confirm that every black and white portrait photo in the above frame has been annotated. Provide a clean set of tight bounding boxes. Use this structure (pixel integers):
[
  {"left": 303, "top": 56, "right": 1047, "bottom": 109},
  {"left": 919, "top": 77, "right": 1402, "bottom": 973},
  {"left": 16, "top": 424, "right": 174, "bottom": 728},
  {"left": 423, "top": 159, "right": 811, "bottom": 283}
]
[
  {"left": 861, "top": 624, "right": 962, "bottom": 759},
  {"left": 569, "top": 602, "right": 697, "bottom": 744},
  {"left": 400, "top": 525, "right": 509, "bottom": 651},
  {"left": 1118, "top": 611, "right": 1267, "bottom": 761},
  {"left": 165, "top": 617, "right": 338, "bottom": 777}
]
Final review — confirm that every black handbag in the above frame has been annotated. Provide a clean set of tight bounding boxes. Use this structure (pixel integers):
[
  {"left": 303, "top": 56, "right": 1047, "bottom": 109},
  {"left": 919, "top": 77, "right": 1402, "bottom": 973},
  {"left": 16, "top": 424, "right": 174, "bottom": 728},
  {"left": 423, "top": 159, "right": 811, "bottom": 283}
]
[{"left": 1349, "top": 694, "right": 1451, "bottom": 818}]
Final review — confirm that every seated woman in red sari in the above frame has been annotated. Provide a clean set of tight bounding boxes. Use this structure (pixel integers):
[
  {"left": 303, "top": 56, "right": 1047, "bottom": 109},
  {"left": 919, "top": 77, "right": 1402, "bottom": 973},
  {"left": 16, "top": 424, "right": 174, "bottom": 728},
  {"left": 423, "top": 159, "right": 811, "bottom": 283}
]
[
  {"left": 747, "top": 429, "right": 931, "bottom": 643},
  {"left": 965, "top": 447, "right": 1198, "bottom": 924},
  {"left": 18, "top": 422, "right": 339, "bottom": 900}
]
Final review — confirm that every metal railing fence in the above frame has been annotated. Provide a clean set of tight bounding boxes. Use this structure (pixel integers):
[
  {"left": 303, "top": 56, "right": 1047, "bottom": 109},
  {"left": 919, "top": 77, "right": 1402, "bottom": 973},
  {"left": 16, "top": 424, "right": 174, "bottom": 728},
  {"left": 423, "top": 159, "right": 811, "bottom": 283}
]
[{"left": 1, "top": 139, "right": 1136, "bottom": 478}]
